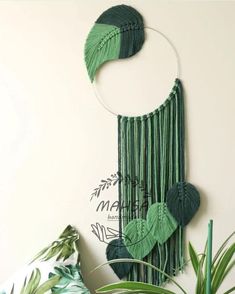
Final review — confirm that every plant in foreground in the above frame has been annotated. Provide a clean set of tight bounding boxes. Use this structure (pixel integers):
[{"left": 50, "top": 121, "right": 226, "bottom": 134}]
[{"left": 92, "top": 222, "right": 235, "bottom": 294}]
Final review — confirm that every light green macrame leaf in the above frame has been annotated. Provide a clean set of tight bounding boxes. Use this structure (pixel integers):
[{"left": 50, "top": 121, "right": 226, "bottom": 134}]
[
  {"left": 123, "top": 219, "right": 156, "bottom": 259},
  {"left": 147, "top": 203, "right": 178, "bottom": 245},
  {"left": 84, "top": 23, "right": 121, "bottom": 82}
]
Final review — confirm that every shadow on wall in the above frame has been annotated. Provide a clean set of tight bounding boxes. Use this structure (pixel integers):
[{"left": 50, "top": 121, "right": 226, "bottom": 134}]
[
  {"left": 189, "top": 185, "right": 208, "bottom": 230},
  {"left": 79, "top": 233, "right": 119, "bottom": 294}
]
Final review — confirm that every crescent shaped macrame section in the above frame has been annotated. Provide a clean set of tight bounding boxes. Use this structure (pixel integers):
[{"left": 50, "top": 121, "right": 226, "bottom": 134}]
[{"left": 84, "top": 4, "right": 145, "bottom": 82}]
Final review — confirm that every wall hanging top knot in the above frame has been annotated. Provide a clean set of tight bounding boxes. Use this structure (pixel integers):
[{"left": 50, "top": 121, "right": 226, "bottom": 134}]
[{"left": 84, "top": 4, "right": 145, "bottom": 82}]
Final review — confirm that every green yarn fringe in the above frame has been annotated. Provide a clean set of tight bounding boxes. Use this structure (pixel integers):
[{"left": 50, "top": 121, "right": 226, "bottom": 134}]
[{"left": 118, "top": 79, "right": 185, "bottom": 285}]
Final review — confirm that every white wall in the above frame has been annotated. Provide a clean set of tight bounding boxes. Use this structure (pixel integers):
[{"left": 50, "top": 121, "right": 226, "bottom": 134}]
[{"left": 0, "top": 1, "right": 235, "bottom": 293}]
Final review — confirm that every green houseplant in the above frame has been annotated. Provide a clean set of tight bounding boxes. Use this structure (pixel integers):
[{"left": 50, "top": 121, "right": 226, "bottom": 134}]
[{"left": 93, "top": 221, "right": 235, "bottom": 294}]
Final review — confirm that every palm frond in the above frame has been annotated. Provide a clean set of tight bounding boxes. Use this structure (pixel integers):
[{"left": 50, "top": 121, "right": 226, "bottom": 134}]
[
  {"left": 8, "top": 269, "right": 60, "bottom": 294},
  {"left": 31, "top": 225, "right": 79, "bottom": 263}
]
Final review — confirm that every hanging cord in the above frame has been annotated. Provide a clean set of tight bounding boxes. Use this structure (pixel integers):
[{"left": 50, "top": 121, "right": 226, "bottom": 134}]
[{"left": 92, "top": 26, "right": 181, "bottom": 117}]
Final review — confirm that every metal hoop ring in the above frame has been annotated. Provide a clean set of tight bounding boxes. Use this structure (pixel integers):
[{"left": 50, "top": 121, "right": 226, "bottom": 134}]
[{"left": 92, "top": 26, "right": 181, "bottom": 117}]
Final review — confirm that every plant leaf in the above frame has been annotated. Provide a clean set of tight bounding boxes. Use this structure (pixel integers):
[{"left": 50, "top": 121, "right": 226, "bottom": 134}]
[
  {"left": 188, "top": 242, "right": 199, "bottom": 275},
  {"left": 24, "top": 268, "right": 41, "bottom": 294},
  {"left": 220, "top": 260, "right": 235, "bottom": 287},
  {"left": 103, "top": 291, "right": 173, "bottom": 294},
  {"left": 31, "top": 225, "right": 79, "bottom": 263},
  {"left": 212, "top": 231, "right": 235, "bottom": 266},
  {"left": 195, "top": 253, "right": 206, "bottom": 294},
  {"left": 212, "top": 243, "right": 235, "bottom": 293},
  {"left": 49, "top": 265, "right": 90, "bottom": 293},
  {"left": 96, "top": 281, "right": 176, "bottom": 294},
  {"left": 30, "top": 246, "right": 50, "bottom": 264},
  {"left": 99, "top": 291, "right": 172, "bottom": 294},
  {"left": 20, "top": 278, "right": 27, "bottom": 294},
  {"left": 90, "top": 258, "right": 186, "bottom": 294},
  {"left": 224, "top": 286, "right": 235, "bottom": 294},
  {"left": 34, "top": 275, "right": 61, "bottom": 294}
]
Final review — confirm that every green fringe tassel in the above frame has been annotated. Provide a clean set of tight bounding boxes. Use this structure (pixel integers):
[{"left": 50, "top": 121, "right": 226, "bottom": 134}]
[{"left": 118, "top": 79, "right": 185, "bottom": 284}]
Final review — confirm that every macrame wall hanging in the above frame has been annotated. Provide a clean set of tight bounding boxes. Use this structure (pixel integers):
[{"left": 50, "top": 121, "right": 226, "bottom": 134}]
[{"left": 84, "top": 4, "right": 200, "bottom": 285}]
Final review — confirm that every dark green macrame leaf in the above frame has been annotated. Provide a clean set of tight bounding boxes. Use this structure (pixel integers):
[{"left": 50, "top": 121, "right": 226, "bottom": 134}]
[
  {"left": 123, "top": 219, "right": 156, "bottom": 259},
  {"left": 166, "top": 182, "right": 200, "bottom": 227},
  {"left": 96, "top": 4, "right": 145, "bottom": 59},
  {"left": 84, "top": 4, "right": 145, "bottom": 82},
  {"left": 146, "top": 203, "right": 178, "bottom": 245},
  {"left": 106, "top": 238, "right": 133, "bottom": 279}
]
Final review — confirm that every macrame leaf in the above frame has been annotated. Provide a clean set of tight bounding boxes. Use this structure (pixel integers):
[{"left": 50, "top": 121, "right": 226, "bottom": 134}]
[
  {"left": 123, "top": 219, "right": 156, "bottom": 259},
  {"left": 106, "top": 238, "right": 133, "bottom": 279},
  {"left": 84, "top": 4, "right": 145, "bottom": 81},
  {"left": 84, "top": 23, "right": 121, "bottom": 82},
  {"left": 146, "top": 203, "right": 178, "bottom": 245},
  {"left": 166, "top": 182, "right": 200, "bottom": 227}
]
